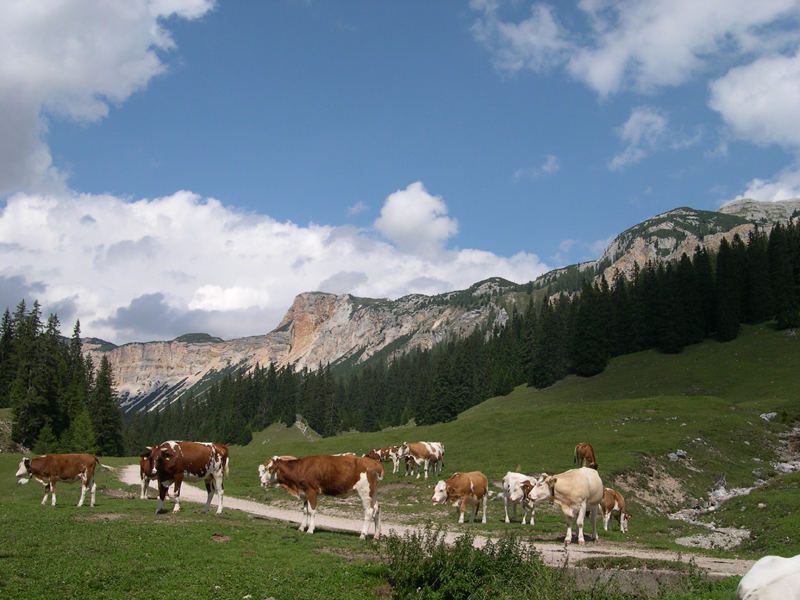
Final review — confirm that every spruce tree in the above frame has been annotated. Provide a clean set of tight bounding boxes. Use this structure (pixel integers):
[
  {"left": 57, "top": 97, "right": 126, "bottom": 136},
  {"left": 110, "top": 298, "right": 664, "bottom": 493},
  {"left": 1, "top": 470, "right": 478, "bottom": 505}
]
[{"left": 90, "top": 355, "right": 124, "bottom": 456}]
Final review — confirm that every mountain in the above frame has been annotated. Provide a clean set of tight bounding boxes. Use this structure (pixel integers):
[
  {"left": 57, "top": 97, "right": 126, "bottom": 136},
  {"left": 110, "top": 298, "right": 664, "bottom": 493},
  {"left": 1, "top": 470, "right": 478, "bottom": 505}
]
[{"left": 85, "top": 198, "right": 800, "bottom": 413}]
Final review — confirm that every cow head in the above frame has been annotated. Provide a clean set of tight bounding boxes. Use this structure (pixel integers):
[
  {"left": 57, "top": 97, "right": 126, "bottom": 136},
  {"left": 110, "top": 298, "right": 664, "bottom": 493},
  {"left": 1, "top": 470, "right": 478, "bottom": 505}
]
[
  {"left": 258, "top": 456, "right": 287, "bottom": 488},
  {"left": 15, "top": 457, "right": 31, "bottom": 478},
  {"left": 522, "top": 475, "right": 552, "bottom": 505},
  {"left": 398, "top": 443, "right": 409, "bottom": 458},
  {"left": 155, "top": 444, "right": 179, "bottom": 471},
  {"left": 139, "top": 447, "right": 158, "bottom": 477},
  {"left": 431, "top": 480, "right": 448, "bottom": 504}
]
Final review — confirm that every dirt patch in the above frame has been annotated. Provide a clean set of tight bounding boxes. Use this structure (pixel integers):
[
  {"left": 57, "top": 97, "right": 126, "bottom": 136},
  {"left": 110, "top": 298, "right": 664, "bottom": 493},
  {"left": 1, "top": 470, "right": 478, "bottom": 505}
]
[
  {"left": 103, "top": 487, "right": 137, "bottom": 500},
  {"left": 76, "top": 512, "right": 125, "bottom": 522},
  {"left": 616, "top": 460, "right": 687, "bottom": 512},
  {"left": 211, "top": 533, "right": 231, "bottom": 542},
  {"left": 317, "top": 547, "right": 375, "bottom": 562}
]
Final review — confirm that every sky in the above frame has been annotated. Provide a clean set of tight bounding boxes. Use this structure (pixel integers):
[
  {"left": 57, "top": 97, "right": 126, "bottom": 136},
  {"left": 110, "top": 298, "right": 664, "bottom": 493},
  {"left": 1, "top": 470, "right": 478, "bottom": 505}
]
[{"left": 2, "top": 0, "right": 800, "bottom": 345}]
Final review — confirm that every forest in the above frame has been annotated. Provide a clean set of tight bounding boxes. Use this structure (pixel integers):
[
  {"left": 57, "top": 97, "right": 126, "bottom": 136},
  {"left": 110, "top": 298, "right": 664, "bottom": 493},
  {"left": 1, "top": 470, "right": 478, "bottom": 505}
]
[{"left": 2, "top": 222, "right": 799, "bottom": 455}]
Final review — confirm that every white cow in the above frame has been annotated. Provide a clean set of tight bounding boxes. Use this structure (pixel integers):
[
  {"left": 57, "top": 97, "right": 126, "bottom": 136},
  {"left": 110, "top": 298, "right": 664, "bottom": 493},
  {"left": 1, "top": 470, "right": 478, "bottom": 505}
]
[
  {"left": 737, "top": 554, "right": 800, "bottom": 600},
  {"left": 401, "top": 441, "right": 444, "bottom": 479},
  {"left": 522, "top": 467, "right": 603, "bottom": 545},
  {"left": 500, "top": 471, "right": 539, "bottom": 525}
]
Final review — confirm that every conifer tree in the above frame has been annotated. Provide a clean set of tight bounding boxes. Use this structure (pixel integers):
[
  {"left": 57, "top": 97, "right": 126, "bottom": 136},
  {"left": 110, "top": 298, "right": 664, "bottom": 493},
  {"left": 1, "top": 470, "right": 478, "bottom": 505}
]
[
  {"left": 769, "top": 223, "right": 800, "bottom": 329},
  {"left": 90, "top": 355, "right": 124, "bottom": 456}
]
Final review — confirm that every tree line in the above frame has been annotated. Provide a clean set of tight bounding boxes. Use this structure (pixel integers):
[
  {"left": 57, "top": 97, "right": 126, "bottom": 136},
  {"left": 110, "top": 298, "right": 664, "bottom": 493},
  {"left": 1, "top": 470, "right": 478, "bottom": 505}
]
[
  {"left": 0, "top": 301, "right": 124, "bottom": 455},
  {"left": 122, "top": 222, "right": 799, "bottom": 451}
]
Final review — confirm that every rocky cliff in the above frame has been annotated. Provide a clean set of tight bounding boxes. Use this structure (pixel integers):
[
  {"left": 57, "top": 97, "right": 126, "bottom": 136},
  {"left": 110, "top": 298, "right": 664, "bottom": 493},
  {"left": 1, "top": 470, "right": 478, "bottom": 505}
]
[
  {"left": 85, "top": 279, "right": 516, "bottom": 412},
  {"left": 87, "top": 199, "right": 800, "bottom": 412}
]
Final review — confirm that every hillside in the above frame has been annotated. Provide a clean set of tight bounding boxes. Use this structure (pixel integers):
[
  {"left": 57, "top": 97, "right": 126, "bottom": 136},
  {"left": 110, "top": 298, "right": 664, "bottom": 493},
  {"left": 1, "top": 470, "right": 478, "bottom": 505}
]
[
  {"left": 229, "top": 323, "right": 800, "bottom": 558},
  {"left": 85, "top": 198, "right": 800, "bottom": 413}
]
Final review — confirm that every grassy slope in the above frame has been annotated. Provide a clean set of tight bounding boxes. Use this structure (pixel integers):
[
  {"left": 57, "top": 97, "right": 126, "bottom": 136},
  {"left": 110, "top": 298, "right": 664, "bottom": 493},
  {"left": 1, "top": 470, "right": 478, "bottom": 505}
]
[{"left": 226, "top": 323, "right": 799, "bottom": 558}]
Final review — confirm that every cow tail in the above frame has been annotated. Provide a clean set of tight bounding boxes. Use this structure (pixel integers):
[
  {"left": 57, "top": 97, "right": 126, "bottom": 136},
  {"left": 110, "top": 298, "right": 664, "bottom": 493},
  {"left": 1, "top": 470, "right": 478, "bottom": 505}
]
[
  {"left": 573, "top": 445, "right": 578, "bottom": 464},
  {"left": 95, "top": 457, "right": 116, "bottom": 473},
  {"left": 224, "top": 456, "right": 230, "bottom": 479}
]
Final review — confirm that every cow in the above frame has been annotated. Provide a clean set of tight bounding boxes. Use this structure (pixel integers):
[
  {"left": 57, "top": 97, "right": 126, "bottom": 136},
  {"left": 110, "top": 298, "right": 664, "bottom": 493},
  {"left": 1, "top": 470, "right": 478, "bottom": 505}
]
[
  {"left": 737, "top": 554, "right": 800, "bottom": 600},
  {"left": 521, "top": 467, "right": 604, "bottom": 545},
  {"left": 500, "top": 470, "right": 539, "bottom": 525},
  {"left": 138, "top": 447, "right": 178, "bottom": 500},
  {"left": 363, "top": 445, "right": 404, "bottom": 474},
  {"left": 573, "top": 442, "right": 598, "bottom": 469},
  {"left": 15, "top": 453, "right": 114, "bottom": 507},
  {"left": 401, "top": 441, "right": 444, "bottom": 479},
  {"left": 258, "top": 454, "right": 383, "bottom": 540},
  {"left": 146, "top": 441, "right": 229, "bottom": 515},
  {"left": 432, "top": 471, "right": 489, "bottom": 524},
  {"left": 599, "top": 488, "right": 631, "bottom": 533}
]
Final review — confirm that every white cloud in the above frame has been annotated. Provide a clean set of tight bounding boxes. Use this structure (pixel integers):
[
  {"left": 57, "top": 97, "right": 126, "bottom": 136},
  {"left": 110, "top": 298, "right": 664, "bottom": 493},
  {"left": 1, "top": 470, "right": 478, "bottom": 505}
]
[
  {"left": 709, "top": 51, "right": 800, "bottom": 149},
  {"left": 347, "top": 201, "right": 369, "bottom": 216},
  {"left": 472, "top": 1, "right": 800, "bottom": 97},
  {"left": 373, "top": 181, "right": 459, "bottom": 258},
  {"left": 735, "top": 167, "right": 800, "bottom": 202},
  {"left": 513, "top": 154, "right": 560, "bottom": 181},
  {"left": 0, "top": 188, "right": 550, "bottom": 344},
  {"left": 0, "top": 0, "right": 214, "bottom": 196},
  {"left": 610, "top": 107, "right": 668, "bottom": 170}
]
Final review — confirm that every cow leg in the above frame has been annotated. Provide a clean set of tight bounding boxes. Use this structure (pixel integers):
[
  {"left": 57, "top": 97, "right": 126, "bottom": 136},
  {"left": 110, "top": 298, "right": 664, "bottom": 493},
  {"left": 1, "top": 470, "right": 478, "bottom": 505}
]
[
  {"left": 458, "top": 498, "right": 467, "bottom": 524},
  {"left": 391, "top": 457, "right": 399, "bottom": 475},
  {"left": 575, "top": 500, "right": 588, "bottom": 544},
  {"left": 201, "top": 480, "right": 214, "bottom": 513},
  {"left": 591, "top": 504, "right": 599, "bottom": 542},
  {"left": 603, "top": 508, "right": 611, "bottom": 531},
  {"left": 305, "top": 493, "right": 318, "bottom": 534},
  {"left": 172, "top": 479, "right": 183, "bottom": 513},
  {"left": 298, "top": 500, "right": 309, "bottom": 532},
  {"left": 214, "top": 474, "right": 224, "bottom": 514},
  {"left": 423, "top": 459, "right": 429, "bottom": 480},
  {"left": 90, "top": 477, "right": 97, "bottom": 507},
  {"left": 620, "top": 513, "right": 627, "bottom": 533},
  {"left": 503, "top": 496, "right": 511, "bottom": 523},
  {"left": 481, "top": 495, "right": 487, "bottom": 524},
  {"left": 42, "top": 480, "right": 53, "bottom": 506},
  {"left": 372, "top": 500, "right": 381, "bottom": 539},
  {"left": 140, "top": 476, "right": 149, "bottom": 500}
]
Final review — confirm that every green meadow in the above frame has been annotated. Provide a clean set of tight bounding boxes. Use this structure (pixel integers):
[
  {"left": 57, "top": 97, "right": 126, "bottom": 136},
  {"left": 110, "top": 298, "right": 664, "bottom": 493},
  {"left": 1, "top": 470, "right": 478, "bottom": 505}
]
[{"left": 2, "top": 323, "right": 799, "bottom": 598}]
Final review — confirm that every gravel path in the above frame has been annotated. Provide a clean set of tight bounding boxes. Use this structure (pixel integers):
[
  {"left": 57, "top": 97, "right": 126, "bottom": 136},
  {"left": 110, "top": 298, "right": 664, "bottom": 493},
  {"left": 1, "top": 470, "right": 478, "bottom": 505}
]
[{"left": 118, "top": 465, "right": 754, "bottom": 578}]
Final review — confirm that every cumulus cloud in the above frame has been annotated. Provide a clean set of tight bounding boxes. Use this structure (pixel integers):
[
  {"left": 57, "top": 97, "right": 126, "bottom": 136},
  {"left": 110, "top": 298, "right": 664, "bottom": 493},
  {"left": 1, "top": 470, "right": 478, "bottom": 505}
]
[
  {"left": 373, "top": 182, "right": 459, "bottom": 258},
  {"left": 610, "top": 107, "right": 668, "bottom": 170},
  {"left": 0, "top": 188, "right": 550, "bottom": 344},
  {"left": 472, "top": 0, "right": 800, "bottom": 97},
  {"left": 709, "top": 51, "right": 800, "bottom": 149},
  {"left": 0, "top": 0, "right": 214, "bottom": 196},
  {"left": 734, "top": 167, "right": 800, "bottom": 202}
]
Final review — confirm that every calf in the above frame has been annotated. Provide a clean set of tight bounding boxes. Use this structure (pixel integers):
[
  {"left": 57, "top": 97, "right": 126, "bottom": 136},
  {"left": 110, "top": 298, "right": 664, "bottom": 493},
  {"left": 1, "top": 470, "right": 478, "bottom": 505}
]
[
  {"left": 401, "top": 441, "right": 444, "bottom": 479},
  {"left": 599, "top": 488, "right": 631, "bottom": 533},
  {"left": 522, "top": 467, "right": 604, "bottom": 545},
  {"left": 363, "top": 445, "right": 403, "bottom": 474},
  {"left": 432, "top": 471, "right": 489, "bottom": 524},
  {"left": 737, "top": 554, "right": 800, "bottom": 600},
  {"left": 259, "top": 454, "right": 383, "bottom": 540},
  {"left": 147, "top": 441, "right": 229, "bottom": 515},
  {"left": 15, "top": 453, "right": 113, "bottom": 507},
  {"left": 573, "top": 442, "right": 598, "bottom": 469},
  {"left": 500, "top": 470, "right": 539, "bottom": 525}
]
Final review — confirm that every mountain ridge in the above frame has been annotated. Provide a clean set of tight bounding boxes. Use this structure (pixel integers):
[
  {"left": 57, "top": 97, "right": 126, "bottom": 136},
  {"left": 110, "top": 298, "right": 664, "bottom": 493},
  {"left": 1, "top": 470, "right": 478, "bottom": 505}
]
[{"left": 85, "top": 198, "right": 800, "bottom": 412}]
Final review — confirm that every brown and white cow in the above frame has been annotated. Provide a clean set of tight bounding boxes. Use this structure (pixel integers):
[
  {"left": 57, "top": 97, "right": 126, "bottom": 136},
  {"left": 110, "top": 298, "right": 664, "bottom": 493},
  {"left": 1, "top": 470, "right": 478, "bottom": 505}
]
[
  {"left": 258, "top": 454, "right": 383, "bottom": 540},
  {"left": 363, "top": 445, "right": 404, "bottom": 474},
  {"left": 573, "top": 442, "right": 598, "bottom": 469},
  {"left": 500, "top": 470, "right": 540, "bottom": 525},
  {"left": 401, "top": 441, "right": 444, "bottom": 479},
  {"left": 146, "top": 441, "right": 229, "bottom": 515},
  {"left": 432, "top": 471, "right": 489, "bottom": 524},
  {"left": 599, "top": 488, "right": 631, "bottom": 533},
  {"left": 522, "top": 467, "right": 604, "bottom": 545},
  {"left": 15, "top": 453, "right": 113, "bottom": 507}
]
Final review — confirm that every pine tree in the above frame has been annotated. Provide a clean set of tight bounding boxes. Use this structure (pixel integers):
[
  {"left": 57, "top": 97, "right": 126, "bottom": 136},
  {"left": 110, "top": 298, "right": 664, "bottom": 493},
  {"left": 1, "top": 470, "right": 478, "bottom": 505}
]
[
  {"left": 571, "top": 281, "right": 609, "bottom": 376},
  {"left": 715, "top": 238, "right": 741, "bottom": 341},
  {"left": 61, "top": 402, "right": 97, "bottom": 453},
  {"left": 90, "top": 355, "right": 124, "bottom": 456},
  {"left": 769, "top": 223, "right": 800, "bottom": 329}
]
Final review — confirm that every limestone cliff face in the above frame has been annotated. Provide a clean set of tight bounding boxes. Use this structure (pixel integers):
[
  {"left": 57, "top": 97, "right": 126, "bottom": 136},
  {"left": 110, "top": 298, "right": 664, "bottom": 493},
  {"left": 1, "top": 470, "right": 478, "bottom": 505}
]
[{"left": 86, "top": 282, "right": 513, "bottom": 412}]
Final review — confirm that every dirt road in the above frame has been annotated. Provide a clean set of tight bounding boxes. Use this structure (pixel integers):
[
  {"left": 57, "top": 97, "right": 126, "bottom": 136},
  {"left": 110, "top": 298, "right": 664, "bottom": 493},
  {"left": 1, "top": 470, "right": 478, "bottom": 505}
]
[{"left": 118, "top": 465, "right": 753, "bottom": 579}]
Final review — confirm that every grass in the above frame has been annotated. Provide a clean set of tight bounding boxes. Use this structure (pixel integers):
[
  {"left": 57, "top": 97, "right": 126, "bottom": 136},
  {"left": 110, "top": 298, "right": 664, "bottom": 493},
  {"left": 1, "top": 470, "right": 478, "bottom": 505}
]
[{"left": 3, "top": 323, "right": 799, "bottom": 598}]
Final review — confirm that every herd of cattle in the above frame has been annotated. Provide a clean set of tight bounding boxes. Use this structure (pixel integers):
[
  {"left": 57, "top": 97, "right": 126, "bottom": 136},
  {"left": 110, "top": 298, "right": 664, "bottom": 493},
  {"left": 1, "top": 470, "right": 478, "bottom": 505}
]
[
  {"left": 14, "top": 440, "right": 798, "bottom": 599},
  {"left": 15, "top": 439, "right": 631, "bottom": 546}
]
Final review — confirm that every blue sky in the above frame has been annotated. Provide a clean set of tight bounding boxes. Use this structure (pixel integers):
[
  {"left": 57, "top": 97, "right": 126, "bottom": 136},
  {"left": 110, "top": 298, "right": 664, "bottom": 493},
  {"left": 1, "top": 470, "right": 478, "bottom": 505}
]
[{"left": 2, "top": 1, "right": 800, "bottom": 344}]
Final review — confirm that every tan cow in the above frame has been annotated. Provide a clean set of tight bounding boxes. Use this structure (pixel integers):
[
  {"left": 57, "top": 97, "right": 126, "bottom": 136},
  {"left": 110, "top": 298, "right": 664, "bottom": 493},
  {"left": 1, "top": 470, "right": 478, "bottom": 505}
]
[
  {"left": 15, "top": 453, "right": 114, "bottom": 507},
  {"left": 258, "top": 454, "right": 383, "bottom": 540},
  {"left": 401, "top": 441, "right": 444, "bottom": 479},
  {"left": 146, "top": 441, "right": 229, "bottom": 515},
  {"left": 599, "top": 488, "right": 631, "bottom": 533},
  {"left": 573, "top": 442, "right": 598, "bottom": 469},
  {"left": 432, "top": 471, "right": 489, "bottom": 524},
  {"left": 522, "top": 467, "right": 604, "bottom": 545}
]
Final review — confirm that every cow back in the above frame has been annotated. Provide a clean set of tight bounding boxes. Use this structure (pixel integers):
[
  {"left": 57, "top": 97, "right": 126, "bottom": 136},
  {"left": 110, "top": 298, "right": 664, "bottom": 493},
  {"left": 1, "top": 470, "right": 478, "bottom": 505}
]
[
  {"left": 550, "top": 467, "right": 603, "bottom": 507},
  {"left": 277, "top": 454, "right": 382, "bottom": 496},
  {"left": 30, "top": 454, "right": 97, "bottom": 480},
  {"left": 446, "top": 471, "right": 488, "bottom": 499}
]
